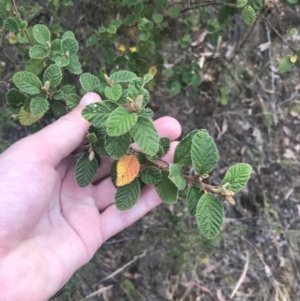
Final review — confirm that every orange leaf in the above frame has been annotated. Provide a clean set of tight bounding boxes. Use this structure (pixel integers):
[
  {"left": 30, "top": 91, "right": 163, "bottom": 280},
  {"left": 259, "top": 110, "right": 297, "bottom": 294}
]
[{"left": 116, "top": 155, "right": 140, "bottom": 187}]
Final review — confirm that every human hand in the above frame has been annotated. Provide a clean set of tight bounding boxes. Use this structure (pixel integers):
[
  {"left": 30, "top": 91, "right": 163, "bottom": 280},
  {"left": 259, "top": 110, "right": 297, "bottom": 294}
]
[{"left": 0, "top": 93, "right": 181, "bottom": 301}]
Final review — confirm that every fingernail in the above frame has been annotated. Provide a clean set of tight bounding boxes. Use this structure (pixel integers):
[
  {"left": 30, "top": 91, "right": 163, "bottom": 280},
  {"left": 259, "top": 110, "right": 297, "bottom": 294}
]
[{"left": 80, "top": 93, "right": 100, "bottom": 106}]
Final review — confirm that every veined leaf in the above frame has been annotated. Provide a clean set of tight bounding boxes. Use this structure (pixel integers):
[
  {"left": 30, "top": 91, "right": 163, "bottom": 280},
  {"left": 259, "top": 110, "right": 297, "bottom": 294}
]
[
  {"left": 6, "top": 89, "right": 27, "bottom": 108},
  {"left": 139, "top": 108, "right": 154, "bottom": 119},
  {"left": 43, "top": 64, "right": 62, "bottom": 89},
  {"left": 75, "top": 153, "right": 98, "bottom": 187},
  {"left": 93, "top": 128, "right": 109, "bottom": 156},
  {"left": 51, "top": 39, "right": 63, "bottom": 53},
  {"left": 196, "top": 194, "right": 224, "bottom": 239},
  {"left": 278, "top": 56, "right": 293, "bottom": 73},
  {"left": 105, "top": 132, "right": 131, "bottom": 159},
  {"left": 140, "top": 167, "right": 162, "bottom": 185},
  {"left": 62, "top": 31, "right": 75, "bottom": 39},
  {"left": 109, "top": 70, "right": 137, "bottom": 83},
  {"left": 82, "top": 101, "right": 119, "bottom": 127},
  {"left": 168, "top": 163, "right": 187, "bottom": 190},
  {"left": 159, "top": 137, "right": 171, "bottom": 156},
  {"left": 107, "top": 107, "right": 138, "bottom": 136},
  {"left": 66, "top": 54, "right": 82, "bottom": 74},
  {"left": 65, "top": 93, "right": 80, "bottom": 109},
  {"left": 53, "top": 56, "right": 70, "bottom": 67},
  {"left": 29, "top": 45, "right": 50, "bottom": 59},
  {"left": 4, "top": 17, "right": 19, "bottom": 32},
  {"left": 155, "top": 170, "right": 178, "bottom": 204},
  {"left": 30, "top": 96, "right": 49, "bottom": 116},
  {"left": 13, "top": 71, "right": 42, "bottom": 95},
  {"left": 33, "top": 24, "right": 51, "bottom": 45},
  {"left": 115, "top": 178, "right": 141, "bottom": 210},
  {"left": 104, "top": 84, "right": 122, "bottom": 101},
  {"left": 80, "top": 73, "right": 100, "bottom": 92},
  {"left": 51, "top": 101, "right": 66, "bottom": 118},
  {"left": 236, "top": 0, "right": 247, "bottom": 7},
  {"left": 221, "top": 163, "right": 252, "bottom": 193},
  {"left": 116, "top": 155, "right": 140, "bottom": 186},
  {"left": 130, "top": 116, "right": 159, "bottom": 156},
  {"left": 191, "top": 131, "right": 219, "bottom": 175},
  {"left": 25, "top": 59, "right": 44, "bottom": 76},
  {"left": 187, "top": 186, "right": 203, "bottom": 216},
  {"left": 242, "top": 5, "right": 256, "bottom": 26},
  {"left": 19, "top": 106, "right": 40, "bottom": 126},
  {"left": 62, "top": 37, "right": 79, "bottom": 54}
]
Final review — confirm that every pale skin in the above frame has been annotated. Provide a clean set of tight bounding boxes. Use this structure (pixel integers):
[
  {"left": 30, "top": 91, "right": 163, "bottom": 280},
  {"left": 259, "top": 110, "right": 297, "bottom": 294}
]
[{"left": 0, "top": 93, "right": 182, "bottom": 301}]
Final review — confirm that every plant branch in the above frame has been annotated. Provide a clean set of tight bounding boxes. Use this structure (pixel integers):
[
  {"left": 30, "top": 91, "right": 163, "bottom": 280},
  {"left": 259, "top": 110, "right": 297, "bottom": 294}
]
[{"left": 257, "top": 14, "right": 297, "bottom": 53}]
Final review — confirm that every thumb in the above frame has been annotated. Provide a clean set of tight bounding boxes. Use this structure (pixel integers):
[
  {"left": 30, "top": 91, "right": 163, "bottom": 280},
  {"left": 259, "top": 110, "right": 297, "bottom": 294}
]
[{"left": 26, "top": 92, "right": 101, "bottom": 166}]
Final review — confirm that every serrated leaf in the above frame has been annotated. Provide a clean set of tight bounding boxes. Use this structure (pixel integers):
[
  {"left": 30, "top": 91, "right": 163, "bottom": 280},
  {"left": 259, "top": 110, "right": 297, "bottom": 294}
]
[
  {"left": 143, "top": 74, "right": 154, "bottom": 83},
  {"left": 61, "top": 85, "right": 76, "bottom": 95},
  {"left": 53, "top": 56, "right": 70, "bottom": 67},
  {"left": 43, "top": 64, "right": 62, "bottom": 89},
  {"left": 65, "top": 93, "right": 80, "bottom": 109},
  {"left": 139, "top": 108, "right": 154, "bottom": 119},
  {"left": 50, "top": 101, "right": 66, "bottom": 118},
  {"left": 152, "top": 13, "right": 164, "bottom": 24},
  {"left": 13, "top": 71, "right": 42, "bottom": 95},
  {"left": 93, "top": 128, "right": 109, "bottom": 156},
  {"left": 52, "top": 90, "right": 64, "bottom": 100},
  {"left": 221, "top": 163, "right": 252, "bottom": 192},
  {"left": 196, "top": 194, "right": 224, "bottom": 239},
  {"left": 25, "top": 59, "right": 44, "bottom": 76},
  {"left": 159, "top": 137, "right": 171, "bottom": 156},
  {"left": 130, "top": 116, "right": 159, "bottom": 156},
  {"left": 80, "top": 73, "right": 100, "bottom": 92},
  {"left": 140, "top": 167, "right": 162, "bottom": 185},
  {"left": 105, "top": 132, "right": 131, "bottom": 159},
  {"left": 278, "top": 56, "right": 293, "bottom": 73},
  {"left": 167, "top": 7, "right": 180, "bottom": 18},
  {"left": 87, "top": 133, "right": 97, "bottom": 144},
  {"left": 30, "top": 96, "right": 49, "bottom": 116},
  {"left": 62, "top": 31, "right": 75, "bottom": 39},
  {"left": 29, "top": 45, "right": 50, "bottom": 59},
  {"left": 19, "top": 106, "right": 40, "bottom": 126},
  {"left": 109, "top": 70, "right": 137, "bottom": 83},
  {"left": 104, "top": 84, "right": 122, "bottom": 101},
  {"left": 107, "top": 107, "right": 138, "bottom": 136},
  {"left": 242, "top": 5, "right": 256, "bottom": 26},
  {"left": 174, "top": 130, "right": 199, "bottom": 166},
  {"left": 168, "top": 163, "right": 187, "bottom": 190},
  {"left": 236, "top": 0, "right": 247, "bottom": 7},
  {"left": 116, "top": 155, "right": 140, "bottom": 186},
  {"left": 33, "top": 24, "right": 51, "bottom": 45},
  {"left": 155, "top": 170, "right": 178, "bottom": 204},
  {"left": 82, "top": 101, "right": 119, "bottom": 127},
  {"left": 4, "top": 17, "right": 19, "bottom": 32},
  {"left": 0, "top": 1, "right": 7, "bottom": 20},
  {"left": 187, "top": 186, "right": 204, "bottom": 216},
  {"left": 66, "top": 55, "right": 82, "bottom": 74},
  {"left": 75, "top": 153, "right": 98, "bottom": 187},
  {"left": 6, "top": 89, "right": 27, "bottom": 108},
  {"left": 115, "top": 178, "right": 141, "bottom": 210},
  {"left": 62, "top": 37, "right": 79, "bottom": 54},
  {"left": 191, "top": 131, "right": 219, "bottom": 175},
  {"left": 51, "top": 39, "right": 63, "bottom": 53}
]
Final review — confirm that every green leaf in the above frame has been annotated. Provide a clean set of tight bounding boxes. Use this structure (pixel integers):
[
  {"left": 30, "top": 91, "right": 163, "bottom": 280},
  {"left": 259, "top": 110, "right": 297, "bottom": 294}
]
[
  {"left": 278, "top": 56, "right": 293, "bottom": 73},
  {"left": 106, "top": 24, "right": 117, "bottom": 34},
  {"left": 51, "top": 39, "right": 62, "bottom": 53},
  {"left": 236, "top": 0, "right": 247, "bottom": 7},
  {"left": 82, "top": 101, "right": 119, "bottom": 127},
  {"left": 19, "top": 106, "right": 40, "bottom": 126},
  {"left": 110, "top": 19, "right": 122, "bottom": 28},
  {"left": 168, "top": 81, "right": 181, "bottom": 96},
  {"left": 94, "top": 128, "right": 109, "bottom": 157},
  {"left": 155, "top": 170, "right": 178, "bottom": 204},
  {"left": 51, "top": 101, "right": 66, "bottom": 118},
  {"left": 53, "top": 56, "right": 70, "bottom": 68},
  {"left": 107, "top": 107, "right": 138, "bottom": 136},
  {"left": 159, "top": 137, "right": 170, "bottom": 155},
  {"left": 6, "top": 89, "right": 27, "bottom": 109},
  {"left": 139, "top": 108, "right": 154, "bottom": 119},
  {"left": 191, "top": 131, "right": 219, "bottom": 175},
  {"left": 191, "top": 74, "right": 201, "bottom": 87},
  {"left": 152, "top": 13, "right": 164, "bottom": 24},
  {"left": 52, "top": 90, "right": 64, "bottom": 100},
  {"left": 66, "top": 54, "right": 82, "bottom": 74},
  {"left": 25, "top": 59, "right": 44, "bottom": 76},
  {"left": 4, "top": 17, "right": 19, "bottom": 32},
  {"left": 33, "top": 24, "right": 51, "bottom": 45},
  {"left": 143, "top": 74, "right": 153, "bottom": 83},
  {"left": 140, "top": 167, "right": 162, "bottom": 185},
  {"left": 174, "top": 130, "right": 199, "bottom": 166},
  {"left": 86, "top": 34, "right": 98, "bottom": 47},
  {"left": 29, "top": 45, "right": 50, "bottom": 59},
  {"left": 111, "top": 160, "right": 118, "bottom": 186},
  {"left": 87, "top": 133, "right": 97, "bottom": 143},
  {"left": 218, "top": 5, "right": 234, "bottom": 24},
  {"left": 110, "top": 70, "right": 137, "bottom": 83},
  {"left": 130, "top": 116, "right": 159, "bottom": 156},
  {"left": 62, "top": 31, "right": 75, "bottom": 39},
  {"left": 13, "top": 71, "right": 42, "bottom": 95},
  {"left": 115, "top": 178, "right": 141, "bottom": 211},
  {"left": 289, "top": 28, "right": 297, "bottom": 37},
  {"left": 104, "top": 84, "right": 122, "bottom": 101},
  {"left": 98, "top": 26, "right": 106, "bottom": 33},
  {"left": 19, "top": 20, "right": 27, "bottom": 30},
  {"left": 221, "top": 163, "right": 252, "bottom": 193},
  {"left": 0, "top": 16, "right": 4, "bottom": 29},
  {"left": 124, "top": 14, "right": 135, "bottom": 26},
  {"left": 0, "top": 1, "right": 7, "bottom": 20},
  {"left": 30, "top": 96, "right": 49, "bottom": 117},
  {"left": 287, "top": 0, "right": 297, "bottom": 3},
  {"left": 167, "top": 7, "right": 180, "bottom": 18},
  {"left": 196, "top": 194, "right": 224, "bottom": 239},
  {"left": 65, "top": 94, "right": 80, "bottom": 109},
  {"left": 241, "top": 5, "right": 256, "bottom": 26},
  {"left": 140, "top": 30, "right": 150, "bottom": 41},
  {"left": 168, "top": 163, "right": 186, "bottom": 190},
  {"left": 62, "top": 37, "right": 79, "bottom": 55},
  {"left": 164, "top": 68, "right": 174, "bottom": 78},
  {"left": 75, "top": 153, "right": 98, "bottom": 187},
  {"left": 43, "top": 64, "right": 62, "bottom": 89},
  {"left": 105, "top": 132, "right": 131, "bottom": 159},
  {"left": 80, "top": 73, "right": 100, "bottom": 92},
  {"left": 187, "top": 186, "right": 204, "bottom": 216},
  {"left": 61, "top": 85, "right": 76, "bottom": 95}
]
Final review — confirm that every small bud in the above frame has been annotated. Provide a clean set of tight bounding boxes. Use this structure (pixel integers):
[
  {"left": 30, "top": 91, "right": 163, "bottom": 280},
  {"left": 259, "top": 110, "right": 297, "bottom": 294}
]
[
  {"left": 89, "top": 151, "right": 95, "bottom": 161},
  {"left": 47, "top": 41, "right": 51, "bottom": 49},
  {"left": 42, "top": 81, "right": 51, "bottom": 92}
]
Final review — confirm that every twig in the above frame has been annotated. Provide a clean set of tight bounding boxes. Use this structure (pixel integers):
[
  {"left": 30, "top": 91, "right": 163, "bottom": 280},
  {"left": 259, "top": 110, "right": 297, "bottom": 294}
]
[
  {"left": 86, "top": 285, "right": 114, "bottom": 299},
  {"left": 230, "top": 251, "right": 250, "bottom": 299},
  {"left": 98, "top": 250, "right": 146, "bottom": 283},
  {"left": 257, "top": 14, "right": 297, "bottom": 53}
]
